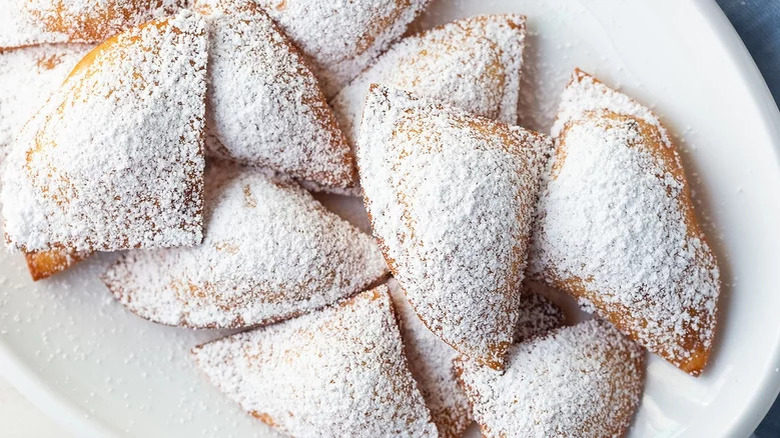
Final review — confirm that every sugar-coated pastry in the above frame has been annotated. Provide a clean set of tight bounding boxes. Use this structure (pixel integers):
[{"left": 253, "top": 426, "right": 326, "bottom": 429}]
[
  {"left": 102, "top": 162, "right": 388, "bottom": 329},
  {"left": 333, "top": 14, "right": 526, "bottom": 151},
  {"left": 358, "top": 85, "right": 554, "bottom": 369},
  {"left": 0, "top": 0, "right": 186, "bottom": 48},
  {"left": 1, "top": 12, "right": 208, "bottom": 253},
  {"left": 529, "top": 69, "right": 720, "bottom": 376},
  {"left": 192, "top": 286, "right": 438, "bottom": 437},
  {"left": 200, "top": 8, "right": 356, "bottom": 189},
  {"left": 455, "top": 319, "right": 645, "bottom": 438},
  {"left": 194, "top": 0, "right": 430, "bottom": 97}
]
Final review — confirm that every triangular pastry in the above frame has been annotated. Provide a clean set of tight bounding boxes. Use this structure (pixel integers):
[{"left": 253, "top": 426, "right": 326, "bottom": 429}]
[
  {"left": 0, "top": 44, "right": 93, "bottom": 164},
  {"left": 102, "top": 162, "right": 388, "bottom": 329},
  {"left": 333, "top": 14, "right": 526, "bottom": 151},
  {"left": 191, "top": 286, "right": 438, "bottom": 437},
  {"left": 358, "top": 85, "right": 554, "bottom": 369},
  {"left": 390, "top": 278, "right": 565, "bottom": 438},
  {"left": 454, "top": 319, "right": 645, "bottom": 438},
  {"left": 529, "top": 69, "right": 720, "bottom": 376},
  {"left": 1, "top": 12, "right": 208, "bottom": 253},
  {"left": 0, "top": 0, "right": 186, "bottom": 48},
  {"left": 194, "top": 0, "right": 430, "bottom": 97},
  {"left": 200, "top": 8, "right": 356, "bottom": 189}
]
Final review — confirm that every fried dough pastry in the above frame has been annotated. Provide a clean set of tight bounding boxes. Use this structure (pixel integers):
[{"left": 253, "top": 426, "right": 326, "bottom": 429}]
[
  {"left": 102, "top": 162, "right": 388, "bottom": 329},
  {"left": 192, "top": 286, "right": 438, "bottom": 437},
  {"left": 358, "top": 85, "right": 554, "bottom": 369},
  {"left": 1, "top": 11, "right": 208, "bottom": 253},
  {"left": 200, "top": 8, "right": 356, "bottom": 189},
  {"left": 529, "top": 69, "right": 720, "bottom": 376},
  {"left": 194, "top": 0, "right": 430, "bottom": 97},
  {"left": 390, "top": 278, "right": 566, "bottom": 438},
  {"left": 332, "top": 14, "right": 526, "bottom": 152}
]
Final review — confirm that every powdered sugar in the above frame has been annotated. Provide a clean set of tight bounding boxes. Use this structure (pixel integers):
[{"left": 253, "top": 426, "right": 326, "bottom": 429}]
[
  {"left": 0, "top": 44, "right": 93, "bottom": 165},
  {"left": 530, "top": 70, "right": 720, "bottom": 375},
  {"left": 0, "top": 0, "right": 186, "bottom": 48},
  {"left": 358, "top": 85, "right": 553, "bottom": 369},
  {"left": 332, "top": 14, "right": 526, "bottom": 152},
  {"left": 389, "top": 278, "right": 566, "bottom": 437},
  {"left": 514, "top": 290, "right": 565, "bottom": 342},
  {"left": 102, "top": 162, "right": 388, "bottom": 328},
  {"left": 195, "top": 0, "right": 430, "bottom": 97},
  {"left": 387, "top": 278, "right": 472, "bottom": 438},
  {"left": 201, "top": 9, "right": 356, "bottom": 189},
  {"left": 192, "top": 286, "right": 438, "bottom": 437},
  {"left": 1, "top": 11, "right": 208, "bottom": 252},
  {"left": 455, "top": 319, "right": 645, "bottom": 438},
  {"left": 550, "top": 69, "right": 669, "bottom": 144}
]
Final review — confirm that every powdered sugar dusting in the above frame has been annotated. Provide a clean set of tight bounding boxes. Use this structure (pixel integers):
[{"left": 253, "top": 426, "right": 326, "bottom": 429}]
[
  {"left": 0, "top": 44, "right": 93, "bottom": 165},
  {"left": 514, "top": 290, "right": 565, "bottom": 342},
  {"left": 195, "top": 0, "right": 430, "bottom": 97},
  {"left": 0, "top": 0, "right": 186, "bottom": 48},
  {"left": 550, "top": 69, "right": 669, "bottom": 144},
  {"left": 201, "top": 8, "right": 356, "bottom": 188},
  {"left": 1, "top": 11, "right": 208, "bottom": 252},
  {"left": 332, "top": 14, "right": 526, "bottom": 153},
  {"left": 102, "top": 162, "right": 388, "bottom": 328},
  {"left": 455, "top": 319, "right": 645, "bottom": 438},
  {"left": 192, "top": 286, "right": 438, "bottom": 437},
  {"left": 530, "top": 70, "right": 720, "bottom": 375},
  {"left": 358, "top": 85, "right": 553, "bottom": 369},
  {"left": 387, "top": 278, "right": 471, "bottom": 438},
  {"left": 389, "top": 278, "right": 566, "bottom": 437}
]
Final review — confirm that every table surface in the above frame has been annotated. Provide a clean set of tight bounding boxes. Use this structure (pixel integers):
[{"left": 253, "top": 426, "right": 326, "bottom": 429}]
[{"left": 1, "top": 1, "right": 779, "bottom": 437}]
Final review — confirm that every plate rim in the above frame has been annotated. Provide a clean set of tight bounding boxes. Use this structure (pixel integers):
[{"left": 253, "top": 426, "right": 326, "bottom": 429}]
[{"left": 1, "top": 0, "right": 780, "bottom": 436}]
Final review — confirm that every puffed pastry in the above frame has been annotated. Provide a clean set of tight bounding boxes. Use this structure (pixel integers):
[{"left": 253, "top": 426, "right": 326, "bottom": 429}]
[
  {"left": 389, "top": 278, "right": 565, "bottom": 438},
  {"left": 198, "top": 7, "right": 356, "bottom": 189},
  {"left": 358, "top": 85, "right": 554, "bottom": 370},
  {"left": 1, "top": 11, "right": 208, "bottom": 253},
  {"left": 529, "top": 69, "right": 720, "bottom": 376},
  {"left": 0, "top": 44, "right": 94, "bottom": 280},
  {"left": 192, "top": 286, "right": 438, "bottom": 437},
  {"left": 333, "top": 14, "right": 526, "bottom": 151},
  {"left": 102, "top": 162, "right": 388, "bottom": 329}
]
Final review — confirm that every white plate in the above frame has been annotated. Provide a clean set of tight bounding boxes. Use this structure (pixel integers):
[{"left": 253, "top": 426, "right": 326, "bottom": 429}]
[{"left": 2, "top": 0, "right": 780, "bottom": 436}]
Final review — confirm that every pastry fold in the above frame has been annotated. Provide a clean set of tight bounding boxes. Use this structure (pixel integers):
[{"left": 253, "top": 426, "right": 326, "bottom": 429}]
[
  {"left": 358, "top": 85, "right": 553, "bottom": 369},
  {"left": 529, "top": 69, "right": 720, "bottom": 376}
]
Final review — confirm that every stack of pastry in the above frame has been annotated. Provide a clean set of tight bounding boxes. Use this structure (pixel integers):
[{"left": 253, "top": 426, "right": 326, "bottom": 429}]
[{"left": 0, "top": 1, "right": 720, "bottom": 437}]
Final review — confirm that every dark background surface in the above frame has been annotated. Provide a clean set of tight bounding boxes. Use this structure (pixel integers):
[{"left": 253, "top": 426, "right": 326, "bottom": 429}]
[{"left": 715, "top": 0, "right": 780, "bottom": 436}]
